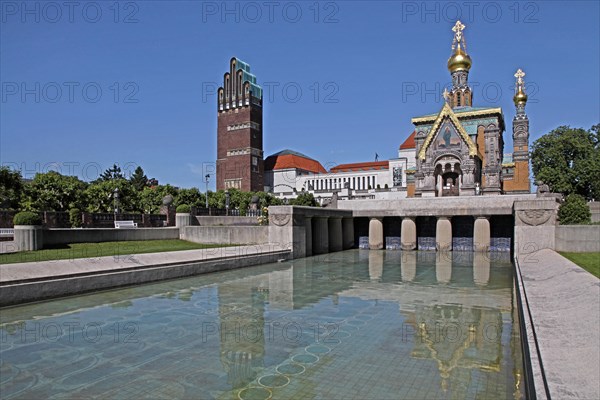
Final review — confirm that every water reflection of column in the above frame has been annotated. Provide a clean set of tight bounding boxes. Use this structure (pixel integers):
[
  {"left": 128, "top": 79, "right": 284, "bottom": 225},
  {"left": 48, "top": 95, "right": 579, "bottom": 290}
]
[
  {"left": 473, "top": 216, "right": 490, "bottom": 252},
  {"left": 473, "top": 252, "right": 490, "bottom": 286},
  {"left": 436, "top": 216, "right": 452, "bottom": 251},
  {"left": 312, "top": 216, "right": 329, "bottom": 254},
  {"left": 436, "top": 252, "right": 452, "bottom": 283},
  {"left": 328, "top": 216, "right": 343, "bottom": 252},
  {"left": 368, "top": 250, "right": 384, "bottom": 281},
  {"left": 401, "top": 251, "right": 417, "bottom": 282},
  {"left": 342, "top": 217, "right": 354, "bottom": 250},
  {"left": 305, "top": 216, "right": 313, "bottom": 257},
  {"left": 401, "top": 217, "right": 417, "bottom": 250},
  {"left": 369, "top": 217, "right": 383, "bottom": 250}
]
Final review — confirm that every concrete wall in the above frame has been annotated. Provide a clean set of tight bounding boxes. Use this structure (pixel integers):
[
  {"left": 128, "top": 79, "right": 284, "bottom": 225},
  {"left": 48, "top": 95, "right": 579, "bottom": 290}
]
[
  {"left": 43, "top": 227, "right": 179, "bottom": 246},
  {"left": 0, "top": 249, "right": 290, "bottom": 306},
  {"left": 194, "top": 216, "right": 259, "bottom": 226},
  {"left": 555, "top": 225, "right": 600, "bottom": 252},
  {"left": 589, "top": 202, "right": 600, "bottom": 223},
  {"left": 340, "top": 194, "right": 536, "bottom": 217},
  {"left": 183, "top": 226, "right": 268, "bottom": 245}
]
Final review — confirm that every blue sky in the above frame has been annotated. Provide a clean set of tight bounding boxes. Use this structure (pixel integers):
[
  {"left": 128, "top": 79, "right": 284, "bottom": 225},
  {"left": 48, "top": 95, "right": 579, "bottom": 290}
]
[{"left": 1, "top": 1, "right": 599, "bottom": 189}]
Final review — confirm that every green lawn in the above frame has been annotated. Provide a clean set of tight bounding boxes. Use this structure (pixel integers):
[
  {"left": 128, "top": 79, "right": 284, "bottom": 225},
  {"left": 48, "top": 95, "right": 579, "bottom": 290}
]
[
  {"left": 559, "top": 252, "right": 600, "bottom": 278},
  {"left": 0, "top": 240, "right": 234, "bottom": 265}
]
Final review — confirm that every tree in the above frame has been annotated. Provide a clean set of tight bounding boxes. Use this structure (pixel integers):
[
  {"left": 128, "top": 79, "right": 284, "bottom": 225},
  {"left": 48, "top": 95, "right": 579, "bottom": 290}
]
[
  {"left": 129, "top": 166, "right": 149, "bottom": 191},
  {"left": 21, "top": 171, "right": 87, "bottom": 212},
  {"left": 531, "top": 125, "right": 600, "bottom": 200},
  {"left": 0, "top": 167, "right": 24, "bottom": 210},
  {"left": 84, "top": 179, "right": 138, "bottom": 213},
  {"left": 289, "top": 191, "right": 318, "bottom": 207},
  {"left": 97, "top": 164, "right": 125, "bottom": 182},
  {"left": 138, "top": 184, "right": 178, "bottom": 214},
  {"left": 558, "top": 194, "right": 591, "bottom": 225},
  {"left": 174, "top": 187, "right": 205, "bottom": 209}
]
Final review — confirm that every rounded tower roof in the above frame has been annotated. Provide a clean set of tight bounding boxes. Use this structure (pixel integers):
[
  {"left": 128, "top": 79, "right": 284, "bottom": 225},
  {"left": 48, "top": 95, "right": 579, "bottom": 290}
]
[{"left": 447, "top": 21, "right": 472, "bottom": 73}]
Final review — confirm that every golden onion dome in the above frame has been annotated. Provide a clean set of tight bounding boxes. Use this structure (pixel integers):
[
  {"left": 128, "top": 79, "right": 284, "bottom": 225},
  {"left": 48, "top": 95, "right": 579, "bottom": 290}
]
[
  {"left": 513, "top": 87, "right": 528, "bottom": 106},
  {"left": 447, "top": 44, "right": 472, "bottom": 72}
]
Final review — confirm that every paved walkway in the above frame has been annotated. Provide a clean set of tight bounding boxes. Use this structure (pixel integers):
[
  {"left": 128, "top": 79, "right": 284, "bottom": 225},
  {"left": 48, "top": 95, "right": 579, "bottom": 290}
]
[
  {"left": 0, "top": 243, "right": 287, "bottom": 284},
  {"left": 517, "top": 249, "right": 600, "bottom": 400}
]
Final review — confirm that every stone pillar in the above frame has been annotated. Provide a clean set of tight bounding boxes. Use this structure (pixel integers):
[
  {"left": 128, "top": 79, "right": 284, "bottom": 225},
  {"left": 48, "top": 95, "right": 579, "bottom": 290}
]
[
  {"left": 14, "top": 225, "right": 43, "bottom": 251},
  {"left": 342, "top": 217, "right": 354, "bottom": 250},
  {"left": 368, "top": 217, "right": 383, "bottom": 250},
  {"left": 312, "top": 216, "right": 329, "bottom": 255},
  {"left": 401, "top": 217, "right": 417, "bottom": 250},
  {"left": 473, "top": 216, "right": 490, "bottom": 252},
  {"left": 436, "top": 216, "right": 452, "bottom": 251},
  {"left": 176, "top": 213, "right": 193, "bottom": 228},
  {"left": 305, "top": 216, "right": 313, "bottom": 257},
  {"left": 328, "top": 216, "right": 343, "bottom": 252}
]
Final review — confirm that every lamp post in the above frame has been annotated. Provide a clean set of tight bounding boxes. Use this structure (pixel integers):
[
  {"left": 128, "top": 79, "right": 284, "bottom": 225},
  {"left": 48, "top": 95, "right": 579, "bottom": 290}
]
[
  {"left": 113, "top": 188, "right": 120, "bottom": 221},
  {"left": 225, "top": 190, "right": 230, "bottom": 216},
  {"left": 204, "top": 174, "right": 210, "bottom": 210}
]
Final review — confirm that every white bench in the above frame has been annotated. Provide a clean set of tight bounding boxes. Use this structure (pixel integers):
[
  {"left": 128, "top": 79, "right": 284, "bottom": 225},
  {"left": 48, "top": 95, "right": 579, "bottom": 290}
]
[
  {"left": 0, "top": 228, "right": 14, "bottom": 237},
  {"left": 114, "top": 221, "right": 138, "bottom": 229}
]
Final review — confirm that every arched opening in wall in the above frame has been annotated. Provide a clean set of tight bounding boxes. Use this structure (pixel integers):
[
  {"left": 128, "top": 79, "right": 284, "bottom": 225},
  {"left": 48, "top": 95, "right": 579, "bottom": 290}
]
[
  {"left": 383, "top": 217, "right": 402, "bottom": 250},
  {"left": 354, "top": 217, "right": 369, "bottom": 249},
  {"left": 416, "top": 216, "right": 436, "bottom": 250},
  {"left": 490, "top": 215, "right": 514, "bottom": 253},
  {"left": 452, "top": 216, "right": 474, "bottom": 251},
  {"left": 434, "top": 158, "right": 462, "bottom": 196}
]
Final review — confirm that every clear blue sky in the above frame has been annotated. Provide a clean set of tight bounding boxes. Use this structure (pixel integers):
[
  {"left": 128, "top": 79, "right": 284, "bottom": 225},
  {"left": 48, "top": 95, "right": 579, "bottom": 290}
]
[{"left": 1, "top": 1, "right": 598, "bottom": 189}]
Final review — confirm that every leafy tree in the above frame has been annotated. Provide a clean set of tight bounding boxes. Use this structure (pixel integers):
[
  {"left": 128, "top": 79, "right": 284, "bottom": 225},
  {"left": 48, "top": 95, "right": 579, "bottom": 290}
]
[
  {"left": 21, "top": 171, "right": 87, "bottom": 212},
  {"left": 558, "top": 194, "right": 591, "bottom": 225},
  {"left": 0, "top": 166, "right": 24, "bottom": 210},
  {"left": 174, "top": 187, "right": 205, "bottom": 209},
  {"left": 289, "top": 191, "right": 318, "bottom": 207},
  {"left": 138, "top": 184, "right": 178, "bottom": 214},
  {"left": 129, "top": 166, "right": 149, "bottom": 191},
  {"left": 531, "top": 125, "right": 600, "bottom": 200},
  {"left": 84, "top": 179, "right": 138, "bottom": 213},
  {"left": 97, "top": 164, "right": 125, "bottom": 182}
]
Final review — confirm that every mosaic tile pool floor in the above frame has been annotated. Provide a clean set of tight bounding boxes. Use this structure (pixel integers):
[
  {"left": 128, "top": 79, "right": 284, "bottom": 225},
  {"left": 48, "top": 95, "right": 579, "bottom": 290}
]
[{"left": 0, "top": 250, "right": 524, "bottom": 399}]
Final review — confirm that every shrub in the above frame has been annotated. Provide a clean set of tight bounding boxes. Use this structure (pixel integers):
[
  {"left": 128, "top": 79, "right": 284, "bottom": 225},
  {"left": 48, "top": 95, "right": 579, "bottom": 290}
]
[
  {"left": 69, "top": 208, "right": 82, "bottom": 228},
  {"left": 558, "top": 194, "right": 591, "bottom": 225},
  {"left": 176, "top": 204, "right": 191, "bottom": 213},
  {"left": 13, "top": 211, "right": 42, "bottom": 226}
]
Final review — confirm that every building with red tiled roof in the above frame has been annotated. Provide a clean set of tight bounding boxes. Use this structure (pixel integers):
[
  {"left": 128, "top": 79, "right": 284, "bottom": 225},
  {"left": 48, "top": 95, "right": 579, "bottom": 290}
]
[
  {"left": 399, "top": 131, "right": 416, "bottom": 150},
  {"left": 330, "top": 161, "right": 389, "bottom": 173},
  {"left": 264, "top": 150, "right": 326, "bottom": 174}
]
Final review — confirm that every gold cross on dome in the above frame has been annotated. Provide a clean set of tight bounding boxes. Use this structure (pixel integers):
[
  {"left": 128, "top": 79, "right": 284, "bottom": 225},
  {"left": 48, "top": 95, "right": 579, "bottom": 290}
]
[
  {"left": 514, "top": 68, "right": 526, "bottom": 85},
  {"left": 442, "top": 88, "right": 450, "bottom": 102},
  {"left": 452, "top": 21, "right": 466, "bottom": 42}
]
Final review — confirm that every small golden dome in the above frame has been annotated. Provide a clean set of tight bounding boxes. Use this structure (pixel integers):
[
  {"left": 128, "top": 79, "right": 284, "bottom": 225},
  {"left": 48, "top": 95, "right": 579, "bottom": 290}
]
[
  {"left": 447, "top": 44, "right": 472, "bottom": 72},
  {"left": 513, "top": 87, "right": 528, "bottom": 105}
]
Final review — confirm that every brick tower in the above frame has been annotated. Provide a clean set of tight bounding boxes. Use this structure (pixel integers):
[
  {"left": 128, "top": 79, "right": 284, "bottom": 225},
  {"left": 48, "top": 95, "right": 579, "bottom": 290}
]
[{"left": 216, "top": 57, "right": 264, "bottom": 191}]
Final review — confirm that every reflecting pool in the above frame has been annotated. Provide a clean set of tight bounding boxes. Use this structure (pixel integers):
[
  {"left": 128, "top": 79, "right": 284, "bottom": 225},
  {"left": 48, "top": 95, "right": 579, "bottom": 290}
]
[{"left": 1, "top": 250, "right": 524, "bottom": 399}]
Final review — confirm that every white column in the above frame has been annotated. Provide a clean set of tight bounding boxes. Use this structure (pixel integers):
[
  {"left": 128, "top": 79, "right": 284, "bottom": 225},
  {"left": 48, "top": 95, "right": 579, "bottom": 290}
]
[
  {"left": 473, "top": 216, "right": 490, "bottom": 252},
  {"left": 369, "top": 217, "right": 384, "bottom": 250},
  {"left": 436, "top": 216, "right": 452, "bottom": 251},
  {"left": 401, "top": 217, "right": 417, "bottom": 250}
]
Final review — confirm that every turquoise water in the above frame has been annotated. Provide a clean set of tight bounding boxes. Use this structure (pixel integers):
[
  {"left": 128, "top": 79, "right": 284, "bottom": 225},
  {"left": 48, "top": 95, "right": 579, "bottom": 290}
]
[{"left": 0, "top": 250, "right": 524, "bottom": 399}]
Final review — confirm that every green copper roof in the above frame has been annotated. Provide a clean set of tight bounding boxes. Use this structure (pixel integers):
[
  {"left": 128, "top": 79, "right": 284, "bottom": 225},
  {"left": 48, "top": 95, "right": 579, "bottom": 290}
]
[
  {"left": 414, "top": 106, "right": 499, "bottom": 120},
  {"left": 234, "top": 57, "right": 262, "bottom": 99}
]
